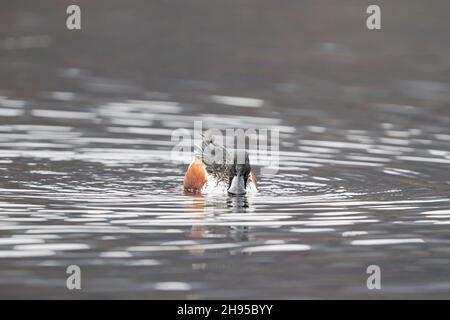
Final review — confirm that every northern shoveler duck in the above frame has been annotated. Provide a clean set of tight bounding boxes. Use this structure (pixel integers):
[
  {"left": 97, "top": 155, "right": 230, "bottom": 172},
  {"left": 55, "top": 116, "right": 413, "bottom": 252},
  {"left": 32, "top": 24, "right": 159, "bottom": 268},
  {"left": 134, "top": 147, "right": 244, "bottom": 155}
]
[{"left": 184, "top": 136, "right": 257, "bottom": 195}]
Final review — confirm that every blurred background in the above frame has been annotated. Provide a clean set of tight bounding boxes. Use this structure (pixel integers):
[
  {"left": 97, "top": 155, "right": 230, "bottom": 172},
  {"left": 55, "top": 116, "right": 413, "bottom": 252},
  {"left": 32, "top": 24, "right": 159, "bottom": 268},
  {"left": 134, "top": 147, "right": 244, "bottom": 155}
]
[
  {"left": 1, "top": 0, "right": 450, "bottom": 299},
  {"left": 2, "top": 0, "right": 450, "bottom": 109}
]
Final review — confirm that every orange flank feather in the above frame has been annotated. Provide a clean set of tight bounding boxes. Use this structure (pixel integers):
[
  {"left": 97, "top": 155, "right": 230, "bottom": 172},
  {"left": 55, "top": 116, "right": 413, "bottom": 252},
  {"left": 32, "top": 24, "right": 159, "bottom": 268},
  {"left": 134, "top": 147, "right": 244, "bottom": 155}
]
[
  {"left": 249, "top": 171, "right": 257, "bottom": 188},
  {"left": 184, "top": 160, "right": 208, "bottom": 191}
]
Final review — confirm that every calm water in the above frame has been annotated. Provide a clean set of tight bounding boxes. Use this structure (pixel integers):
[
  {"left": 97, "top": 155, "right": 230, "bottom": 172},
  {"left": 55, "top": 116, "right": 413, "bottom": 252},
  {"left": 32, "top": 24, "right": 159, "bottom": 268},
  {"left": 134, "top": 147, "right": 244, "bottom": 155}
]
[{"left": 1, "top": 1, "right": 450, "bottom": 299}]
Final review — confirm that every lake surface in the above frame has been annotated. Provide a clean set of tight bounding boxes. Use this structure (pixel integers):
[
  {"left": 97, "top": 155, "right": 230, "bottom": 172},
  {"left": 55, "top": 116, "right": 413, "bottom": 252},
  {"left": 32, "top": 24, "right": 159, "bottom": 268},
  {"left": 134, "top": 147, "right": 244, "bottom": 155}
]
[{"left": 1, "top": 0, "right": 450, "bottom": 299}]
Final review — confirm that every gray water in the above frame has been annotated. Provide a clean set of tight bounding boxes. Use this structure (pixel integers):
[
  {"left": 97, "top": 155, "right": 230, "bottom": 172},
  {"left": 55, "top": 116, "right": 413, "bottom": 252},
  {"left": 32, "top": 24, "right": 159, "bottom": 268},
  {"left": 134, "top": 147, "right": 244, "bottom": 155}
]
[{"left": 1, "top": 0, "right": 450, "bottom": 299}]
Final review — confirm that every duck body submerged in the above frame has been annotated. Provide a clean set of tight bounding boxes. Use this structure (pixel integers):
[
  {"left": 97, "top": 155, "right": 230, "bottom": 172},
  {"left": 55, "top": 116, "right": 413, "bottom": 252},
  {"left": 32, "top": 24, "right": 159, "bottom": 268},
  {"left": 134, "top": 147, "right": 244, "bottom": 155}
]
[{"left": 183, "top": 137, "right": 257, "bottom": 195}]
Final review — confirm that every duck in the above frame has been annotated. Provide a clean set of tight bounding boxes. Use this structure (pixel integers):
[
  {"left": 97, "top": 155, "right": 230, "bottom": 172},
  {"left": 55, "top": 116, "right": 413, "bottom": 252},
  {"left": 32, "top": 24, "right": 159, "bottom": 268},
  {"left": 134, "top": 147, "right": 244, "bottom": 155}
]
[{"left": 183, "top": 136, "right": 257, "bottom": 195}]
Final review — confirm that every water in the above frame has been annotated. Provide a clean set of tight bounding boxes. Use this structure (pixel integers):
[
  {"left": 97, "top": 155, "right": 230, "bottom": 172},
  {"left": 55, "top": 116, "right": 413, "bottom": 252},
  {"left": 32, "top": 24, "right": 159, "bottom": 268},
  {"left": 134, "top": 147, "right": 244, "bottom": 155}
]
[{"left": 1, "top": 0, "right": 450, "bottom": 299}]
